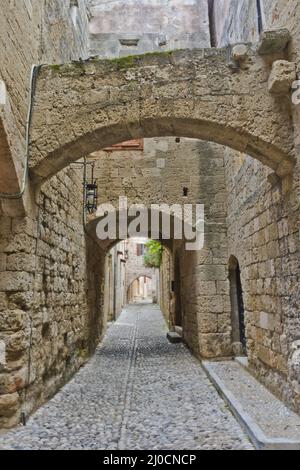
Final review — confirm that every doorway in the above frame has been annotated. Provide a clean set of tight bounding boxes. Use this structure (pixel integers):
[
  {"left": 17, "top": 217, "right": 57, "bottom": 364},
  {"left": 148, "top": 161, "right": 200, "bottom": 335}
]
[{"left": 229, "top": 257, "right": 247, "bottom": 356}]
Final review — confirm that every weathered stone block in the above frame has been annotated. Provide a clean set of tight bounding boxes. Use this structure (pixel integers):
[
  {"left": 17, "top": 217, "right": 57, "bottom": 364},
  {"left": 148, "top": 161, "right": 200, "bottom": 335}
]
[
  {"left": 2, "top": 331, "right": 27, "bottom": 356},
  {"left": 257, "top": 344, "right": 272, "bottom": 367},
  {"left": 0, "top": 217, "right": 11, "bottom": 238},
  {"left": 0, "top": 233, "right": 36, "bottom": 255},
  {"left": 196, "top": 266, "right": 227, "bottom": 282},
  {"left": 0, "top": 392, "right": 19, "bottom": 418},
  {"left": 0, "top": 293, "right": 7, "bottom": 311},
  {"left": 268, "top": 61, "right": 296, "bottom": 95},
  {"left": 197, "top": 281, "right": 217, "bottom": 295},
  {"left": 258, "top": 29, "right": 291, "bottom": 55},
  {"left": 259, "top": 312, "right": 275, "bottom": 331},
  {"left": 8, "top": 292, "right": 36, "bottom": 311},
  {"left": 198, "top": 313, "right": 218, "bottom": 334},
  {"left": 0, "top": 310, "right": 28, "bottom": 332},
  {"left": 6, "top": 253, "right": 36, "bottom": 272},
  {"left": 197, "top": 295, "right": 225, "bottom": 314},
  {"left": 0, "top": 272, "right": 32, "bottom": 292},
  {"left": 0, "top": 253, "right": 6, "bottom": 271},
  {"left": 199, "top": 333, "right": 232, "bottom": 358},
  {"left": 166, "top": 331, "right": 182, "bottom": 344},
  {"left": 232, "top": 44, "right": 248, "bottom": 61},
  {"left": 12, "top": 217, "right": 38, "bottom": 237}
]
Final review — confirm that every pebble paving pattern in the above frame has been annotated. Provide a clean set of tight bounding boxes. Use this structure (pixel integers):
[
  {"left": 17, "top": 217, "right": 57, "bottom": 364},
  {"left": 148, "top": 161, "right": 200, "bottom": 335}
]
[{"left": 0, "top": 304, "right": 253, "bottom": 450}]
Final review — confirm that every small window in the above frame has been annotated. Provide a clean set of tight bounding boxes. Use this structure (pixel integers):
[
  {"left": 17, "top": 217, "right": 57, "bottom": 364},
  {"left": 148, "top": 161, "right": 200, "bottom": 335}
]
[{"left": 136, "top": 244, "right": 145, "bottom": 256}]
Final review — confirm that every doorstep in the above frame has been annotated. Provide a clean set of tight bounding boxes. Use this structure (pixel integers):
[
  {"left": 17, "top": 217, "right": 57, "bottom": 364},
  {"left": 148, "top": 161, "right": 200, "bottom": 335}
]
[
  {"left": 166, "top": 331, "right": 182, "bottom": 344},
  {"left": 202, "top": 360, "right": 300, "bottom": 450}
]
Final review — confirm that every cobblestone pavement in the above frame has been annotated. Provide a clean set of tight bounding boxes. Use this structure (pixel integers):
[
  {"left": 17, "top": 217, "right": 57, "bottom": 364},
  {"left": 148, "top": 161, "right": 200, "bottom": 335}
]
[{"left": 0, "top": 304, "right": 253, "bottom": 450}]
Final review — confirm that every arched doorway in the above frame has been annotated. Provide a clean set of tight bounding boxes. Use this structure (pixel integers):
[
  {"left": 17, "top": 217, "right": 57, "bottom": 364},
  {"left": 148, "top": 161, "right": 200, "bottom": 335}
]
[{"left": 229, "top": 256, "right": 247, "bottom": 356}]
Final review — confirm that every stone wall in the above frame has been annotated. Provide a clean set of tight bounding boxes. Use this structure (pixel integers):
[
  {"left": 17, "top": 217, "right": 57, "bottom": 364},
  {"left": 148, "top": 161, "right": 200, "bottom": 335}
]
[
  {"left": 0, "top": 0, "right": 103, "bottom": 428},
  {"left": 0, "top": 165, "right": 105, "bottom": 428},
  {"left": 0, "top": 0, "right": 89, "bottom": 136},
  {"left": 0, "top": 0, "right": 89, "bottom": 205},
  {"left": 212, "top": 0, "right": 300, "bottom": 412},
  {"left": 89, "top": 0, "right": 210, "bottom": 57},
  {"left": 91, "top": 137, "right": 221, "bottom": 208},
  {"left": 1, "top": 0, "right": 300, "bottom": 428}
]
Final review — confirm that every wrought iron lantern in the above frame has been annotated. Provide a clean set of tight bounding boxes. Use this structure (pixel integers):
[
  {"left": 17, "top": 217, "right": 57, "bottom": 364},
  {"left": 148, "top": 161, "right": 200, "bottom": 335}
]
[{"left": 85, "top": 181, "right": 98, "bottom": 214}]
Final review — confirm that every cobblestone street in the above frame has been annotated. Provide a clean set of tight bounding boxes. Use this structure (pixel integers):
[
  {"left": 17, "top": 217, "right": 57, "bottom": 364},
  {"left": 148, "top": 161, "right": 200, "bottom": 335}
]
[{"left": 0, "top": 305, "right": 253, "bottom": 450}]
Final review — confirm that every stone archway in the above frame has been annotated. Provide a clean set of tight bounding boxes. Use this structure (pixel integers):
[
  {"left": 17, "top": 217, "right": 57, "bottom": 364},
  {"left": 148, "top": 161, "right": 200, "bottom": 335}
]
[
  {"left": 126, "top": 273, "right": 154, "bottom": 295},
  {"left": 29, "top": 47, "right": 295, "bottom": 186},
  {"left": 127, "top": 275, "right": 154, "bottom": 304},
  {"left": 85, "top": 196, "right": 231, "bottom": 359}
]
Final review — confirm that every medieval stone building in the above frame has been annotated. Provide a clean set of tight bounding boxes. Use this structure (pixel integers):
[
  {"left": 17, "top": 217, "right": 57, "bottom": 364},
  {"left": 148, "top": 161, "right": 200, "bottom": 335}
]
[{"left": 0, "top": 0, "right": 300, "bottom": 450}]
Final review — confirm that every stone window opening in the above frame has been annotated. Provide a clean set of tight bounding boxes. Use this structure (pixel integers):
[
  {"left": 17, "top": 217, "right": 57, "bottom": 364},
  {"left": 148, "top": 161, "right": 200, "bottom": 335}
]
[
  {"left": 136, "top": 243, "right": 145, "bottom": 257},
  {"left": 229, "top": 256, "right": 247, "bottom": 357},
  {"left": 183, "top": 187, "right": 189, "bottom": 197}
]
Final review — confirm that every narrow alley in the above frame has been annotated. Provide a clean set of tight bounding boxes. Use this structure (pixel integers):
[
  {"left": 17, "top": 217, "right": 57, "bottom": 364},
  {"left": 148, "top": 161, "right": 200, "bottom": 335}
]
[
  {"left": 0, "top": 304, "right": 253, "bottom": 450},
  {"left": 1, "top": 0, "right": 300, "bottom": 453}
]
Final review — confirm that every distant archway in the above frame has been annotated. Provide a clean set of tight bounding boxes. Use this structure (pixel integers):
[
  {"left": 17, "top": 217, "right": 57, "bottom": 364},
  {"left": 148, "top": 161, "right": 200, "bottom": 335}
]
[{"left": 127, "top": 276, "right": 154, "bottom": 304}]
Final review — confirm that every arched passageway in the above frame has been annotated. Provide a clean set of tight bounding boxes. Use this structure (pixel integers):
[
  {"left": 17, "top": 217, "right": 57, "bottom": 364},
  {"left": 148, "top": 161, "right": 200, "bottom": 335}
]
[{"left": 1, "top": 0, "right": 300, "bottom": 447}]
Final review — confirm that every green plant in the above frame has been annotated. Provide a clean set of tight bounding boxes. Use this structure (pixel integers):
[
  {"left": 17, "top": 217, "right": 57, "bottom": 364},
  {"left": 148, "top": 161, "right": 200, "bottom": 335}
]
[{"left": 144, "top": 240, "right": 163, "bottom": 268}]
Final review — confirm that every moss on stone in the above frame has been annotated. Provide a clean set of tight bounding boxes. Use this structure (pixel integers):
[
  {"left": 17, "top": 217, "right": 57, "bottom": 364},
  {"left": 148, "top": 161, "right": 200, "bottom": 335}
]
[
  {"left": 49, "top": 61, "right": 86, "bottom": 76},
  {"left": 104, "top": 50, "right": 182, "bottom": 69},
  {"left": 48, "top": 50, "right": 184, "bottom": 75},
  {"left": 48, "top": 64, "right": 62, "bottom": 73}
]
